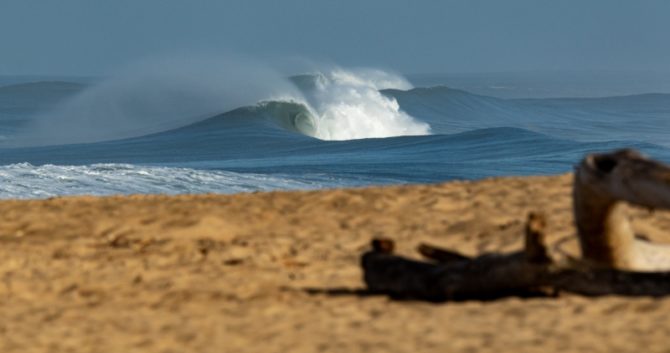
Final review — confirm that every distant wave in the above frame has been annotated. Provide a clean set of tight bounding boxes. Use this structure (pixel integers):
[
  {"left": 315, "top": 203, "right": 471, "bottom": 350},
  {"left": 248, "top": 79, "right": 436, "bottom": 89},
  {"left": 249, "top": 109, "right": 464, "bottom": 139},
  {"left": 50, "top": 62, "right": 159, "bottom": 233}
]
[
  {"left": 0, "top": 81, "right": 84, "bottom": 94},
  {"left": 4, "top": 73, "right": 670, "bottom": 149},
  {"left": 1, "top": 73, "right": 667, "bottom": 148},
  {"left": 0, "top": 81, "right": 85, "bottom": 121},
  {"left": 5, "top": 62, "right": 430, "bottom": 147},
  {"left": 384, "top": 86, "right": 670, "bottom": 146}
]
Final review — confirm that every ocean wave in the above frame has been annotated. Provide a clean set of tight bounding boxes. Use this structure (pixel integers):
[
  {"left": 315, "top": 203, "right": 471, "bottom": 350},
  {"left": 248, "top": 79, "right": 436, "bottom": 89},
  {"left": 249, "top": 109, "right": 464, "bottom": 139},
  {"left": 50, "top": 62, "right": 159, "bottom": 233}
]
[
  {"left": 4, "top": 71, "right": 670, "bottom": 148},
  {"left": 250, "top": 69, "right": 430, "bottom": 141},
  {"left": 3, "top": 70, "right": 670, "bottom": 199},
  {"left": 0, "top": 163, "right": 345, "bottom": 199},
  {"left": 3, "top": 64, "right": 432, "bottom": 146},
  {"left": 384, "top": 86, "right": 670, "bottom": 145}
]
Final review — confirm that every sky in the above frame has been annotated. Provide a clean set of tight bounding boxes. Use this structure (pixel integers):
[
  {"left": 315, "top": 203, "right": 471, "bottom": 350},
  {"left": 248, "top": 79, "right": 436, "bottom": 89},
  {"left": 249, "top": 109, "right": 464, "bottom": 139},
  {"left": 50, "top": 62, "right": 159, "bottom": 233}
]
[{"left": 1, "top": 0, "right": 669, "bottom": 76}]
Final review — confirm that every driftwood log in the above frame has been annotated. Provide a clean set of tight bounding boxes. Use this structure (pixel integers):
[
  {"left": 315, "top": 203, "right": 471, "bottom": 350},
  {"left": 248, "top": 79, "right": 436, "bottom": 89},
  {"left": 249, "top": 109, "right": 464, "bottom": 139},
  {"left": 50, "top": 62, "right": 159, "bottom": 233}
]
[{"left": 362, "top": 149, "right": 670, "bottom": 301}]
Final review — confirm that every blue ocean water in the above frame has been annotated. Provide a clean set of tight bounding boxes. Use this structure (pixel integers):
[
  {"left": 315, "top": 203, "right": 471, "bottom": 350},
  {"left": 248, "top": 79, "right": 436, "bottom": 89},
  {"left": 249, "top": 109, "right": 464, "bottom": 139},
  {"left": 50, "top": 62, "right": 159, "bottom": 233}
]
[{"left": 1, "top": 68, "right": 669, "bottom": 198}]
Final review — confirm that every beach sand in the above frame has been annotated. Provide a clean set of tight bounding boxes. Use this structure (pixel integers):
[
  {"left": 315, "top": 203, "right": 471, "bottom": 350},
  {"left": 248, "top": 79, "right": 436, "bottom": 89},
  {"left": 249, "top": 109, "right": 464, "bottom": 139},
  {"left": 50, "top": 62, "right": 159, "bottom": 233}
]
[{"left": 2, "top": 173, "right": 670, "bottom": 352}]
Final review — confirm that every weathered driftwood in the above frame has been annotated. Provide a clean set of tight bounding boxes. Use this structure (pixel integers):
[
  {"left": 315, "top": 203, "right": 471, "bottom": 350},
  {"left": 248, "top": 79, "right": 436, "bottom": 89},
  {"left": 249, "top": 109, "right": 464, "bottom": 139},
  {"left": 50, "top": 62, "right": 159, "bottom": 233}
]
[
  {"left": 574, "top": 149, "right": 670, "bottom": 270},
  {"left": 362, "top": 149, "right": 670, "bottom": 301}
]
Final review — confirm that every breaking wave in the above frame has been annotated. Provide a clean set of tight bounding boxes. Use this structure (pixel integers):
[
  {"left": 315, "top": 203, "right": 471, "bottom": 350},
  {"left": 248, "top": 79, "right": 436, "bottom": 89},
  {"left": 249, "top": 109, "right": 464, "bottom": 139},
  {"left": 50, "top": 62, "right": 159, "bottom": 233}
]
[
  {"left": 7, "top": 62, "right": 430, "bottom": 146},
  {"left": 3, "top": 68, "right": 670, "bottom": 200},
  {"left": 286, "top": 69, "right": 430, "bottom": 140},
  {"left": 0, "top": 163, "right": 346, "bottom": 199}
]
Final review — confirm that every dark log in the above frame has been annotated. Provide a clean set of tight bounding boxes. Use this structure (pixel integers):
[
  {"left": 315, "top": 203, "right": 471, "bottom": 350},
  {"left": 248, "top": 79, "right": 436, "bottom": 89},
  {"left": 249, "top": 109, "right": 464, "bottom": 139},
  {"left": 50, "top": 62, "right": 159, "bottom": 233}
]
[
  {"left": 362, "top": 240, "right": 670, "bottom": 301},
  {"left": 362, "top": 212, "right": 670, "bottom": 301}
]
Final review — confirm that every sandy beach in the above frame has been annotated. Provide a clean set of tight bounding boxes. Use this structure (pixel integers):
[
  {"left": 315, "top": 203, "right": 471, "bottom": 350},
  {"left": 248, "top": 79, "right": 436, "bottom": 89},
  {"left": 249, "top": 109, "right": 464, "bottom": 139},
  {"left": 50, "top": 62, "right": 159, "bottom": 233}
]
[{"left": 2, "top": 173, "right": 670, "bottom": 352}]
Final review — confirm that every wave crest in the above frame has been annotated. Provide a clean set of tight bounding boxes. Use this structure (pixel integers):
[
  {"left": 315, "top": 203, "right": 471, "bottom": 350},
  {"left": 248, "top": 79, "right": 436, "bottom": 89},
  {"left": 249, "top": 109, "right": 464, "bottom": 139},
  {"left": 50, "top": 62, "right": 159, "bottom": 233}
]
[
  {"left": 7, "top": 61, "right": 431, "bottom": 146},
  {"left": 285, "top": 69, "right": 431, "bottom": 140}
]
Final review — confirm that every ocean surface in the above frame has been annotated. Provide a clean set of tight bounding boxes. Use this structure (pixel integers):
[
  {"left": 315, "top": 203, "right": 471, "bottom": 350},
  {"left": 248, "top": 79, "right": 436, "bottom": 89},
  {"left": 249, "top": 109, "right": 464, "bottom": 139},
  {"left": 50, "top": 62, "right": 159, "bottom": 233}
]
[{"left": 1, "top": 68, "right": 669, "bottom": 199}]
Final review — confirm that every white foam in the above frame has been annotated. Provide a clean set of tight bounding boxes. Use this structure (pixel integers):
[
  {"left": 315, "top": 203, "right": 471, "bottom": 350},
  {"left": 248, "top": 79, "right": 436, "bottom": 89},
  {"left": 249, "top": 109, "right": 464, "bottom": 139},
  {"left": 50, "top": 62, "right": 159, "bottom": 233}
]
[
  {"left": 0, "top": 163, "right": 340, "bottom": 199},
  {"left": 297, "top": 69, "right": 431, "bottom": 140}
]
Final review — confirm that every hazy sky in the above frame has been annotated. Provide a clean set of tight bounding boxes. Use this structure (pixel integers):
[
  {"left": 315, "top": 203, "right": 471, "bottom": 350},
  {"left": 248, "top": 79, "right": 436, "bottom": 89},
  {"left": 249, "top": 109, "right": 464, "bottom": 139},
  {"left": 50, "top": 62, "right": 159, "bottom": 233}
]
[{"left": 1, "top": 0, "right": 669, "bottom": 75}]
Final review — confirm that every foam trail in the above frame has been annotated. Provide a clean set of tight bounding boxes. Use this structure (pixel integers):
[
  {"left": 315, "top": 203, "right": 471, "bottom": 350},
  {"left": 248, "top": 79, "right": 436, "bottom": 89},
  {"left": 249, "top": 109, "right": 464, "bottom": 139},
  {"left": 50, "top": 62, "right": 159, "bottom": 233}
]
[
  {"left": 0, "top": 163, "right": 344, "bottom": 199},
  {"left": 294, "top": 68, "right": 431, "bottom": 140},
  {"left": 13, "top": 56, "right": 302, "bottom": 146}
]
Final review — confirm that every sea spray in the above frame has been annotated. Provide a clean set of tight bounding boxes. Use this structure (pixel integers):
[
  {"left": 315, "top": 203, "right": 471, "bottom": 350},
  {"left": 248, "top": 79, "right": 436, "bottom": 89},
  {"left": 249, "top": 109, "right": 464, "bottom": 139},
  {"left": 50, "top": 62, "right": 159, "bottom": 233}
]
[
  {"left": 10, "top": 60, "right": 432, "bottom": 147},
  {"left": 13, "top": 56, "right": 302, "bottom": 146},
  {"left": 289, "top": 69, "right": 431, "bottom": 140}
]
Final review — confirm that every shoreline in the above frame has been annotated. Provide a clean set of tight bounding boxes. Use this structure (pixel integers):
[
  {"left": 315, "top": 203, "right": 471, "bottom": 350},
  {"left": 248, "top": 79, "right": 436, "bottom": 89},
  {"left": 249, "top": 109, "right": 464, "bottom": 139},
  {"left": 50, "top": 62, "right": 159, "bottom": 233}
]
[{"left": 2, "top": 173, "right": 670, "bottom": 352}]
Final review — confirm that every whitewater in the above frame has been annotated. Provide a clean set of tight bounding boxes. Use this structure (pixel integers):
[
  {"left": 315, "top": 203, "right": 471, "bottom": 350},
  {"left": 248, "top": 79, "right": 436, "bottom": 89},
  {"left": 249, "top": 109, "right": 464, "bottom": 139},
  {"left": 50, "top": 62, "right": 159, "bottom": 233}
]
[{"left": 1, "top": 65, "right": 669, "bottom": 199}]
